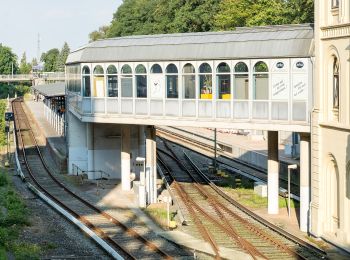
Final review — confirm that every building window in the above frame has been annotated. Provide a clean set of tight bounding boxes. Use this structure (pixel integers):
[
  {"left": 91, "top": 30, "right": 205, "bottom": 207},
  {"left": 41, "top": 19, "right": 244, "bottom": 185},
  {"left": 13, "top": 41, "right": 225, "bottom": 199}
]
[
  {"left": 253, "top": 61, "right": 269, "bottom": 100},
  {"left": 183, "top": 63, "right": 196, "bottom": 99},
  {"left": 332, "top": 0, "right": 339, "bottom": 8},
  {"left": 333, "top": 57, "right": 339, "bottom": 109},
  {"left": 234, "top": 62, "right": 249, "bottom": 99},
  {"left": 199, "top": 63, "right": 212, "bottom": 100},
  {"left": 106, "top": 65, "right": 118, "bottom": 97},
  {"left": 151, "top": 64, "right": 163, "bottom": 73},
  {"left": 135, "top": 64, "right": 147, "bottom": 98},
  {"left": 93, "top": 65, "right": 105, "bottom": 97},
  {"left": 166, "top": 64, "right": 178, "bottom": 98},
  {"left": 82, "top": 66, "right": 91, "bottom": 97},
  {"left": 121, "top": 64, "right": 133, "bottom": 97},
  {"left": 216, "top": 62, "right": 231, "bottom": 99}
]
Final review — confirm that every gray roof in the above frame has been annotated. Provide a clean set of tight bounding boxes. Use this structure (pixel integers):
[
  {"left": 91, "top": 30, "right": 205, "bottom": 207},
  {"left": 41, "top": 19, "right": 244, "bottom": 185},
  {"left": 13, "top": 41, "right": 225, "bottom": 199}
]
[
  {"left": 67, "top": 24, "right": 314, "bottom": 64},
  {"left": 32, "top": 83, "right": 65, "bottom": 97}
]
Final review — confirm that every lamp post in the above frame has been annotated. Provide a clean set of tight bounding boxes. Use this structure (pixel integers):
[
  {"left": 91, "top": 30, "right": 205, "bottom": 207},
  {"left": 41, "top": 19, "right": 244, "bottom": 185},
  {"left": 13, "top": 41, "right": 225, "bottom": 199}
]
[
  {"left": 287, "top": 164, "right": 298, "bottom": 217},
  {"left": 213, "top": 128, "right": 217, "bottom": 174}
]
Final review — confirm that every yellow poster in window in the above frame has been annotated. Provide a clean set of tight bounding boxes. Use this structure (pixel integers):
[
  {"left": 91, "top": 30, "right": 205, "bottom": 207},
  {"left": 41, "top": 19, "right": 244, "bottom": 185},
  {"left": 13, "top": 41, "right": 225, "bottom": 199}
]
[{"left": 94, "top": 77, "right": 105, "bottom": 97}]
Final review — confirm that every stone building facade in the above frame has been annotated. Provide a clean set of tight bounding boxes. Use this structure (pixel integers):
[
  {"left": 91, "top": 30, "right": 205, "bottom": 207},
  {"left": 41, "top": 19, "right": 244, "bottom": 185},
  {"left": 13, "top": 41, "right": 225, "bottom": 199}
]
[{"left": 312, "top": 0, "right": 350, "bottom": 249}]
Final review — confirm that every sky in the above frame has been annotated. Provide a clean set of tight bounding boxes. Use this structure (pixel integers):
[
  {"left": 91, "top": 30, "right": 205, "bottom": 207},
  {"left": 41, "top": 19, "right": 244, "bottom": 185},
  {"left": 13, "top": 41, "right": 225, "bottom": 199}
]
[{"left": 0, "top": 0, "right": 122, "bottom": 62}]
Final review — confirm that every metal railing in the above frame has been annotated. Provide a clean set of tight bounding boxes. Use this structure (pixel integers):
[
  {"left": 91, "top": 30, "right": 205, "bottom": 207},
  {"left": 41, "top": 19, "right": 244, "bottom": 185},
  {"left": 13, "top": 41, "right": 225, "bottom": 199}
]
[
  {"left": 0, "top": 72, "right": 65, "bottom": 82},
  {"left": 72, "top": 163, "right": 110, "bottom": 181}
]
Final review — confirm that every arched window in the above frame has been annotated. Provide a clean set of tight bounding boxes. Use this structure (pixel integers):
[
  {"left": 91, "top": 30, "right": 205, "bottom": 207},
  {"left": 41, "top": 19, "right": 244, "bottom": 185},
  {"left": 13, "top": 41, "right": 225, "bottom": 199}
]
[
  {"left": 93, "top": 65, "right": 105, "bottom": 97},
  {"left": 332, "top": 0, "right": 339, "bottom": 8},
  {"left": 199, "top": 63, "right": 212, "bottom": 99},
  {"left": 82, "top": 66, "right": 91, "bottom": 97},
  {"left": 151, "top": 64, "right": 162, "bottom": 73},
  {"left": 333, "top": 57, "right": 339, "bottom": 109},
  {"left": 135, "top": 64, "right": 147, "bottom": 98},
  {"left": 216, "top": 63, "right": 230, "bottom": 100},
  {"left": 121, "top": 64, "right": 133, "bottom": 97},
  {"left": 106, "top": 65, "right": 118, "bottom": 97},
  {"left": 234, "top": 62, "right": 249, "bottom": 99},
  {"left": 253, "top": 61, "right": 269, "bottom": 100},
  {"left": 166, "top": 64, "right": 178, "bottom": 98},
  {"left": 183, "top": 63, "right": 195, "bottom": 99}
]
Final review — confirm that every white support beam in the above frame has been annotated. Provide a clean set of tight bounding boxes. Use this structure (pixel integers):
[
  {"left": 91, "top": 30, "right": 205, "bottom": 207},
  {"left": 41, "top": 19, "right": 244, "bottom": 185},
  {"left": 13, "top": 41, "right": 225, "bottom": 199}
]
[
  {"left": 299, "top": 133, "right": 310, "bottom": 232},
  {"left": 268, "top": 131, "right": 279, "bottom": 215}
]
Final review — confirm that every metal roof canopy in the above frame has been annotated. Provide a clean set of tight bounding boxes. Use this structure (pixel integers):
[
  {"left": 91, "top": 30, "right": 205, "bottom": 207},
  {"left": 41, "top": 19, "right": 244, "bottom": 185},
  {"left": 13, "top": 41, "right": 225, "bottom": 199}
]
[
  {"left": 67, "top": 24, "right": 314, "bottom": 64},
  {"left": 32, "top": 83, "right": 65, "bottom": 97}
]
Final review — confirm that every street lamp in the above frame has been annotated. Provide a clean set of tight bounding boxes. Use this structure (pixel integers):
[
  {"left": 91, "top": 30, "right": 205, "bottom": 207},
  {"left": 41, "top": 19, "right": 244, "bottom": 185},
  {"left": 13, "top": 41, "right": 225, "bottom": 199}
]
[{"left": 287, "top": 164, "right": 298, "bottom": 217}]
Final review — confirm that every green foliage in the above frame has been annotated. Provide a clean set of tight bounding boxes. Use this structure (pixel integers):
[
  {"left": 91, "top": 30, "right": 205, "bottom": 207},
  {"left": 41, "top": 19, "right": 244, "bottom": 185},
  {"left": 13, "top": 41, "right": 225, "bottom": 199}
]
[
  {"left": 0, "top": 84, "right": 30, "bottom": 99},
  {"left": 0, "top": 100, "right": 6, "bottom": 147},
  {"left": 90, "top": 0, "right": 314, "bottom": 41},
  {"left": 55, "top": 42, "right": 70, "bottom": 72},
  {"left": 0, "top": 44, "right": 18, "bottom": 74},
  {"left": 40, "top": 48, "right": 59, "bottom": 72},
  {"left": 10, "top": 242, "right": 40, "bottom": 260},
  {"left": 19, "top": 52, "right": 32, "bottom": 74}
]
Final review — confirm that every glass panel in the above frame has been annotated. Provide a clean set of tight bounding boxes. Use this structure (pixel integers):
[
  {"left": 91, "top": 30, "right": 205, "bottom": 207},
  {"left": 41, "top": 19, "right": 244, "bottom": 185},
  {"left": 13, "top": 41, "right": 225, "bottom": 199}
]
[
  {"left": 121, "top": 76, "right": 133, "bottom": 97},
  {"left": 166, "top": 75, "right": 178, "bottom": 98},
  {"left": 107, "top": 65, "right": 117, "bottom": 74},
  {"left": 82, "top": 66, "right": 90, "bottom": 74},
  {"left": 217, "top": 62, "right": 230, "bottom": 73},
  {"left": 107, "top": 75, "right": 118, "bottom": 97},
  {"left": 121, "top": 64, "right": 132, "bottom": 74},
  {"left": 254, "top": 61, "right": 268, "bottom": 72},
  {"left": 183, "top": 63, "right": 195, "bottom": 73},
  {"left": 183, "top": 75, "right": 195, "bottom": 99},
  {"left": 151, "top": 64, "right": 162, "bottom": 73},
  {"left": 166, "top": 64, "right": 178, "bottom": 74},
  {"left": 217, "top": 74, "right": 231, "bottom": 99},
  {"left": 83, "top": 76, "right": 91, "bottom": 97},
  {"left": 333, "top": 58, "right": 339, "bottom": 109},
  {"left": 199, "top": 63, "right": 212, "bottom": 73},
  {"left": 235, "top": 62, "right": 248, "bottom": 73},
  {"left": 199, "top": 75, "right": 212, "bottom": 99},
  {"left": 93, "top": 75, "right": 105, "bottom": 97},
  {"left": 234, "top": 74, "right": 249, "bottom": 99},
  {"left": 135, "top": 64, "right": 147, "bottom": 74},
  {"left": 93, "top": 65, "right": 104, "bottom": 75},
  {"left": 136, "top": 75, "right": 147, "bottom": 98},
  {"left": 253, "top": 74, "right": 268, "bottom": 100}
]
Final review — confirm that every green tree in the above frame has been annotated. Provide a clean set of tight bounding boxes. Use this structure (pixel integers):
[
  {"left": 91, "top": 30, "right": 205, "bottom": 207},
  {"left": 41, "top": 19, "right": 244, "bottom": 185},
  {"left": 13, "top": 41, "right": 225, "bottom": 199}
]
[
  {"left": 89, "top": 26, "right": 109, "bottom": 42},
  {"left": 0, "top": 44, "right": 18, "bottom": 74},
  {"left": 56, "top": 42, "right": 70, "bottom": 72},
  {"left": 40, "top": 48, "right": 59, "bottom": 72},
  {"left": 19, "top": 52, "right": 32, "bottom": 74}
]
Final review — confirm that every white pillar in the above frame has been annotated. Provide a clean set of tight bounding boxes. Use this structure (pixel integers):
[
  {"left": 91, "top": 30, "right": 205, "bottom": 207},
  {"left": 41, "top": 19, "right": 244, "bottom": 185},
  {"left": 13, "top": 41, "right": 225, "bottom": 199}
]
[
  {"left": 87, "top": 123, "right": 94, "bottom": 179},
  {"left": 299, "top": 133, "right": 310, "bottom": 232},
  {"left": 146, "top": 126, "right": 157, "bottom": 204},
  {"left": 121, "top": 124, "right": 131, "bottom": 191},
  {"left": 268, "top": 131, "right": 279, "bottom": 214}
]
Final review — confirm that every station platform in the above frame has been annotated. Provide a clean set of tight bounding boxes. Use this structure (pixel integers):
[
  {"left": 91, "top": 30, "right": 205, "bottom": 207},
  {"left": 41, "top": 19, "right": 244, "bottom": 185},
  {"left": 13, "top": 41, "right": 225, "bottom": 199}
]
[
  {"left": 25, "top": 99, "right": 67, "bottom": 171},
  {"left": 167, "top": 126, "right": 299, "bottom": 165}
]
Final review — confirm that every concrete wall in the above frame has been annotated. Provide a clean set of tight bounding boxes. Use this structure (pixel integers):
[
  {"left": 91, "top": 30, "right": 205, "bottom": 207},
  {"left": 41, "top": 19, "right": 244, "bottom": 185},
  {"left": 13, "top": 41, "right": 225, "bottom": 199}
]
[{"left": 67, "top": 111, "right": 88, "bottom": 174}]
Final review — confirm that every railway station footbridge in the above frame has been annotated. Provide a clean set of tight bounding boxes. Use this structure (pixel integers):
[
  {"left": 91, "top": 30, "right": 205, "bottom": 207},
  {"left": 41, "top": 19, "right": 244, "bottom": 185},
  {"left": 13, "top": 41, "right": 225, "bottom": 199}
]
[{"left": 65, "top": 24, "right": 314, "bottom": 233}]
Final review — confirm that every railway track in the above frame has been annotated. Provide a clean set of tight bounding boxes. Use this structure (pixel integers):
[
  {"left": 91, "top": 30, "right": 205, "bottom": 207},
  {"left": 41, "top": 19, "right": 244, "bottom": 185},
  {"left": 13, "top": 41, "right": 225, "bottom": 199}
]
[
  {"left": 157, "top": 137, "right": 327, "bottom": 260},
  {"left": 12, "top": 99, "right": 180, "bottom": 260},
  {"left": 156, "top": 126, "right": 300, "bottom": 197}
]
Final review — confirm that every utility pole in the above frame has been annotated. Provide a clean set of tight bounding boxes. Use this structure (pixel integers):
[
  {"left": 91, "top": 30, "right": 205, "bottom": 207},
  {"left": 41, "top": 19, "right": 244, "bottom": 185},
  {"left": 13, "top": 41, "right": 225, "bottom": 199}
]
[{"left": 213, "top": 128, "right": 217, "bottom": 173}]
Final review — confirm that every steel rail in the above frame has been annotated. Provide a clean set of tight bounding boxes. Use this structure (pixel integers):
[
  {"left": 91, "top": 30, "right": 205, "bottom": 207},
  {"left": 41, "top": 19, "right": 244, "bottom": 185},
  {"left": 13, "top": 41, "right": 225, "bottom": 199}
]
[
  {"left": 158, "top": 137, "right": 327, "bottom": 259},
  {"left": 156, "top": 126, "right": 300, "bottom": 193},
  {"left": 12, "top": 101, "right": 135, "bottom": 260},
  {"left": 158, "top": 151, "right": 267, "bottom": 260},
  {"left": 12, "top": 99, "right": 172, "bottom": 260}
]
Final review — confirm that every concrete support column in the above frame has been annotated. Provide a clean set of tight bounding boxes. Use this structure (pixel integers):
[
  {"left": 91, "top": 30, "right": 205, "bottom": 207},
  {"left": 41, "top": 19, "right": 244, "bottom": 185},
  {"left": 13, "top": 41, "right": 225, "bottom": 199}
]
[
  {"left": 121, "top": 124, "right": 131, "bottom": 191},
  {"left": 146, "top": 126, "right": 157, "bottom": 204},
  {"left": 299, "top": 133, "right": 310, "bottom": 232},
  {"left": 87, "top": 123, "right": 94, "bottom": 179},
  {"left": 138, "top": 125, "right": 146, "bottom": 158},
  {"left": 268, "top": 131, "right": 279, "bottom": 214}
]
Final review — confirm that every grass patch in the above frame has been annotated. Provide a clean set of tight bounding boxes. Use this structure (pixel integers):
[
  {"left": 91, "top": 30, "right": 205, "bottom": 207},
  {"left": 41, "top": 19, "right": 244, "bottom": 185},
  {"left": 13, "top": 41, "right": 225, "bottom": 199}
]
[
  {"left": 216, "top": 171, "right": 299, "bottom": 209},
  {"left": 0, "top": 172, "right": 42, "bottom": 258},
  {"left": 144, "top": 205, "right": 176, "bottom": 229}
]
